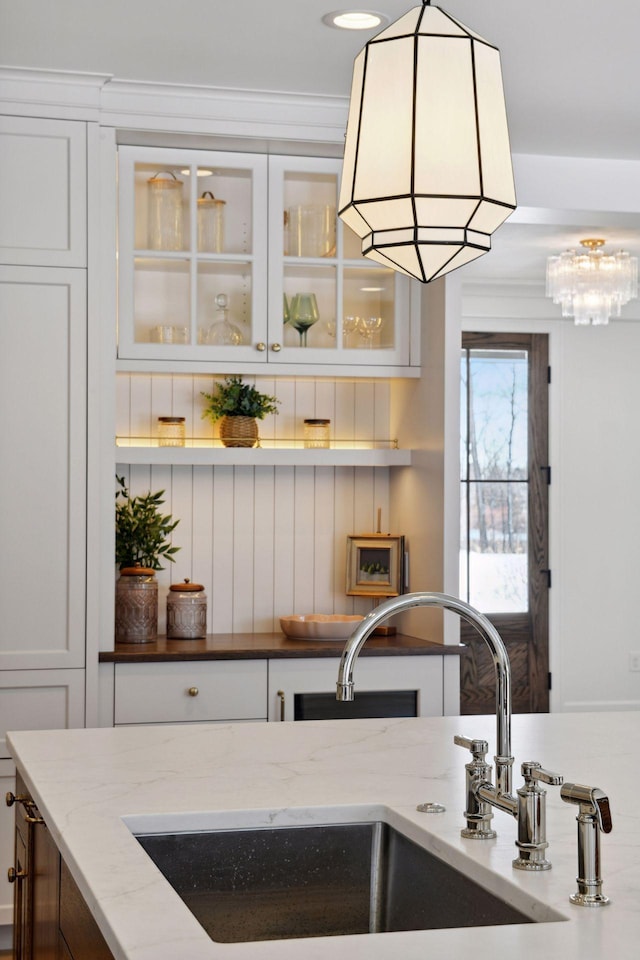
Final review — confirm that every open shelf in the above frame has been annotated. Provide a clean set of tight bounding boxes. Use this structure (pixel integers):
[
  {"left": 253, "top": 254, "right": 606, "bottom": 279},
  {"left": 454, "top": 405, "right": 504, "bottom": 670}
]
[{"left": 115, "top": 440, "right": 412, "bottom": 467}]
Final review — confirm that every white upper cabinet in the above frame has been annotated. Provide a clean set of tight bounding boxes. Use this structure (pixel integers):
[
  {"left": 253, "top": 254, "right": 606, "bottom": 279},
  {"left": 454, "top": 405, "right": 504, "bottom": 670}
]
[
  {"left": 0, "top": 116, "right": 87, "bottom": 268},
  {"left": 117, "top": 146, "right": 419, "bottom": 373},
  {"left": 117, "top": 146, "right": 268, "bottom": 364}
]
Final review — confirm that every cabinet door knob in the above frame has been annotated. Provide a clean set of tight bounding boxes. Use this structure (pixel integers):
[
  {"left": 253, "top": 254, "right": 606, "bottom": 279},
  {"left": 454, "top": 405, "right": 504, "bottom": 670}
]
[
  {"left": 256, "top": 342, "right": 267, "bottom": 352},
  {"left": 188, "top": 686, "right": 199, "bottom": 697},
  {"left": 271, "top": 342, "right": 282, "bottom": 352}
]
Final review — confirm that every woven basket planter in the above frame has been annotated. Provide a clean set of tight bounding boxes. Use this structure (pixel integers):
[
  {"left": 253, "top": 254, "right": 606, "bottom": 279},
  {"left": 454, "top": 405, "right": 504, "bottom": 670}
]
[{"left": 219, "top": 415, "right": 259, "bottom": 448}]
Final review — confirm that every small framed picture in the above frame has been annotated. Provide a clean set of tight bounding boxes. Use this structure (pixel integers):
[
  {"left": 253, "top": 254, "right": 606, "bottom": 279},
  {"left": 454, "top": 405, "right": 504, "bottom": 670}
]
[{"left": 346, "top": 534, "right": 405, "bottom": 597}]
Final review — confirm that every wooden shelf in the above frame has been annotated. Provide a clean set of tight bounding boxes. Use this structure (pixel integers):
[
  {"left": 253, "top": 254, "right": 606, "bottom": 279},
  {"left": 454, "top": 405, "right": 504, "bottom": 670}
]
[{"left": 114, "top": 445, "right": 412, "bottom": 467}]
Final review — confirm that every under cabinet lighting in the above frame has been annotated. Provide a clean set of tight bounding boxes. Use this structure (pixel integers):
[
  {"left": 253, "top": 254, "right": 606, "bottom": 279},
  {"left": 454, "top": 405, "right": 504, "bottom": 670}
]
[{"left": 180, "top": 168, "right": 214, "bottom": 177}]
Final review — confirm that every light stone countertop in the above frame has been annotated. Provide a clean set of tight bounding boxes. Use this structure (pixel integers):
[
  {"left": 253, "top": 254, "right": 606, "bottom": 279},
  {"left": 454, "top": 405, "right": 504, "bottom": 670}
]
[{"left": 8, "top": 712, "right": 640, "bottom": 960}]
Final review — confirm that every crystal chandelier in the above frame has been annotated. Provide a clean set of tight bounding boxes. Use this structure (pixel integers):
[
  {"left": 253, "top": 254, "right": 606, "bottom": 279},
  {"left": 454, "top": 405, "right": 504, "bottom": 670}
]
[
  {"left": 339, "top": 1, "right": 516, "bottom": 283},
  {"left": 546, "top": 239, "right": 638, "bottom": 326}
]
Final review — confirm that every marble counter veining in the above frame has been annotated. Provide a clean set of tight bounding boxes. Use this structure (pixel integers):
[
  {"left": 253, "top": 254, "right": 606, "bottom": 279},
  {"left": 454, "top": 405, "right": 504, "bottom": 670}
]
[{"left": 8, "top": 712, "right": 640, "bottom": 960}]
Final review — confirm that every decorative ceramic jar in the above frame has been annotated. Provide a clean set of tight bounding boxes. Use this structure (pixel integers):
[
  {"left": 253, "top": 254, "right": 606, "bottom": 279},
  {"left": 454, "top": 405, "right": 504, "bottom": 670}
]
[
  {"left": 115, "top": 566, "right": 158, "bottom": 643},
  {"left": 166, "top": 579, "right": 207, "bottom": 639}
]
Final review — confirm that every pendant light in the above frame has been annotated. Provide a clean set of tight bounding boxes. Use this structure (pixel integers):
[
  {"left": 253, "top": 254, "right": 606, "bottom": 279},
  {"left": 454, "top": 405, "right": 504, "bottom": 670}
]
[
  {"left": 546, "top": 239, "right": 638, "bottom": 325},
  {"left": 339, "top": 0, "right": 516, "bottom": 283}
]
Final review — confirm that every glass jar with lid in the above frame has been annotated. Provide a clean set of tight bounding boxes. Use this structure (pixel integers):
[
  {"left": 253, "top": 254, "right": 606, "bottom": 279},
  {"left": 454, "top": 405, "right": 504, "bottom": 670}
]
[
  {"left": 157, "top": 416, "right": 186, "bottom": 447},
  {"left": 166, "top": 579, "right": 207, "bottom": 639},
  {"left": 147, "top": 171, "right": 184, "bottom": 250},
  {"left": 304, "top": 418, "right": 331, "bottom": 449},
  {"left": 115, "top": 566, "right": 158, "bottom": 643}
]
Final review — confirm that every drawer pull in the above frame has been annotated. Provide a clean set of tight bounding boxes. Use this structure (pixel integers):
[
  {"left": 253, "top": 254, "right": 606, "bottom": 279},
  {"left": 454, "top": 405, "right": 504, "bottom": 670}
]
[{"left": 188, "top": 686, "right": 199, "bottom": 697}]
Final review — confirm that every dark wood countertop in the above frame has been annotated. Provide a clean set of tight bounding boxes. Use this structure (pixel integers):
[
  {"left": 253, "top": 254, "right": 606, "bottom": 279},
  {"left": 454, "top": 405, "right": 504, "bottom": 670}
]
[{"left": 100, "top": 632, "right": 465, "bottom": 663}]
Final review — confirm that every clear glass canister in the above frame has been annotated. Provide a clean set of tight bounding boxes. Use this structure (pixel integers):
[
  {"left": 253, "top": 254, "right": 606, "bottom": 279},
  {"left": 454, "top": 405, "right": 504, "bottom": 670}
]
[
  {"left": 115, "top": 566, "right": 158, "bottom": 643},
  {"left": 304, "top": 418, "right": 331, "bottom": 448},
  {"left": 147, "top": 171, "right": 184, "bottom": 250},
  {"left": 158, "top": 416, "right": 186, "bottom": 447},
  {"left": 197, "top": 191, "right": 225, "bottom": 252},
  {"left": 166, "top": 579, "right": 207, "bottom": 639}
]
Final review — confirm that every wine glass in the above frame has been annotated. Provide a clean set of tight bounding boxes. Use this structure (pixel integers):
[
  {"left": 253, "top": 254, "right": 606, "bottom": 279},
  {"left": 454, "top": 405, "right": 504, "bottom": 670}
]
[
  {"left": 358, "top": 315, "right": 383, "bottom": 348},
  {"left": 289, "top": 293, "right": 319, "bottom": 347},
  {"left": 342, "top": 315, "right": 360, "bottom": 348}
]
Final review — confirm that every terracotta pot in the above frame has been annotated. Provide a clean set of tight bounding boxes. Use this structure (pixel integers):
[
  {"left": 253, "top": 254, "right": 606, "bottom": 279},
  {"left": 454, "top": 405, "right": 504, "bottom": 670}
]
[{"left": 219, "top": 415, "right": 258, "bottom": 448}]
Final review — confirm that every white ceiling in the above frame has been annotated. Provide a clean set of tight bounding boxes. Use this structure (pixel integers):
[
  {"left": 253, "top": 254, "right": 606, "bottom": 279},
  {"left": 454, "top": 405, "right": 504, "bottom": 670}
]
[{"left": 3, "top": 0, "right": 640, "bottom": 284}]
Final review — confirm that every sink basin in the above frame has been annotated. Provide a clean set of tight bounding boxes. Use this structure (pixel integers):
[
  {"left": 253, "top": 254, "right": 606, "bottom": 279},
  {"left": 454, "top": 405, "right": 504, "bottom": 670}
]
[{"left": 136, "top": 820, "right": 536, "bottom": 942}]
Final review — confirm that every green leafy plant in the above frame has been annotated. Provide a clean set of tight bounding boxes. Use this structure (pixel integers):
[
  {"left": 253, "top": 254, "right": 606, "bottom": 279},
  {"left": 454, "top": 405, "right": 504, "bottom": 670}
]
[
  {"left": 201, "top": 375, "right": 280, "bottom": 421},
  {"left": 115, "top": 475, "right": 180, "bottom": 570}
]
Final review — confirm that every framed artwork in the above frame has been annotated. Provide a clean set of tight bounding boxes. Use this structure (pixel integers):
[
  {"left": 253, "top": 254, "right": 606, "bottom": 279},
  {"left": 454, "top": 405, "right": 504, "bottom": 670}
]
[{"left": 346, "top": 534, "right": 405, "bottom": 597}]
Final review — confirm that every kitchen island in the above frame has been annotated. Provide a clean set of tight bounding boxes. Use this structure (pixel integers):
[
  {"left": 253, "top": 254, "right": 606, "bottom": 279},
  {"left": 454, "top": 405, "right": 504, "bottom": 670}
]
[{"left": 8, "top": 712, "right": 640, "bottom": 960}]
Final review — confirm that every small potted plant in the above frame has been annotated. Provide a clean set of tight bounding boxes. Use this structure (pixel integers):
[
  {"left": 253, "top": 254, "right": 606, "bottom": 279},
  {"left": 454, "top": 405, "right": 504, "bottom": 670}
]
[
  {"left": 115, "top": 476, "right": 180, "bottom": 643},
  {"left": 201, "top": 375, "right": 279, "bottom": 447}
]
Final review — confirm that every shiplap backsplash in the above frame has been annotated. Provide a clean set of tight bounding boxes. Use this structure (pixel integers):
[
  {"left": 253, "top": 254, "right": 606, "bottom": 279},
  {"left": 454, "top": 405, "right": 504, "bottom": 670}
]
[{"left": 116, "top": 375, "right": 395, "bottom": 633}]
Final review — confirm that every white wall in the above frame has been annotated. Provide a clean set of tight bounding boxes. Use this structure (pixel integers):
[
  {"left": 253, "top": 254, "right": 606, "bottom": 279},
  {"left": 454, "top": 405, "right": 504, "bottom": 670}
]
[{"left": 463, "top": 292, "right": 640, "bottom": 713}]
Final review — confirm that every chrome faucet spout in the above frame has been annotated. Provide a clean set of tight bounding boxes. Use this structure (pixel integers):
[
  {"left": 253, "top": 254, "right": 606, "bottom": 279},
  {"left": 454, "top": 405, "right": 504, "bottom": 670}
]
[{"left": 337, "top": 591, "right": 514, "bottom": 797}]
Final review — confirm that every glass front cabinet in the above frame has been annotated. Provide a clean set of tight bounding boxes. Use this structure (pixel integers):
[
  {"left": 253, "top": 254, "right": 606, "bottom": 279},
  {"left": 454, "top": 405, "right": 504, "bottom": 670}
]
[{"left": 117, "top": 147, "right": 418, "bottom": 371}]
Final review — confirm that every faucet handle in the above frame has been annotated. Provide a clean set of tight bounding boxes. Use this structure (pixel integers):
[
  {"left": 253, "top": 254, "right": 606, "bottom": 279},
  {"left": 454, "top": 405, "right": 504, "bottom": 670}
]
[
  {"left": 522, "top": 761, "right": 563, "bottom": 787},
  {"left": 454, "top": 735, "right": 496, "bottom": 840},
  {"left": 454, "top": 735, "right": 490, "bottom": 761}
]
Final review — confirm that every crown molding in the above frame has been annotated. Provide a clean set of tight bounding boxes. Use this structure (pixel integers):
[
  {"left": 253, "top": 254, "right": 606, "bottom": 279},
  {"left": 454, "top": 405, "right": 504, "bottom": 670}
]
[
  {"left": 100, "top": 78, "right": 349, "bottom": 144},
  {"left": 0, "top": 66, "right": 112, "bottom": 119},
  {"left": 0, "top": 66, "right": 349, "bottom": 144}
]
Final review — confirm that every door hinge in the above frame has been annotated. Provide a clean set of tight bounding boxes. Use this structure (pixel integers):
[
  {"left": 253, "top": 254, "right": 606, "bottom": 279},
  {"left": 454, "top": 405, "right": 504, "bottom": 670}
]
[
  {"left": 541, "top": 465, "right": 551, "bottom": 485},
  {"left": 548, "top": 672, "right": 552, "bottom": 691},
  {"left": 547, "top": 365, "right": 552, "bottom": 384},
  {"left": 541, "top": 568, "right": 552, "bottom": 588}
]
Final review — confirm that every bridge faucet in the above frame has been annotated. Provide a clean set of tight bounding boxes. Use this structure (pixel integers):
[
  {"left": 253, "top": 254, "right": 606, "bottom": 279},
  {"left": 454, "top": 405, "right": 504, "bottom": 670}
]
[{"left": 336, "top": 591, "right": 515, "bottom": 797}]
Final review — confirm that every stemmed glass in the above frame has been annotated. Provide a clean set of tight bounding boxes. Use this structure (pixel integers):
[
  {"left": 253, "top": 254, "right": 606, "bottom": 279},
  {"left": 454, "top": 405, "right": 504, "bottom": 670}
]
[
  {"left": 289, "top": 293, "right": 319, "bottom": 347},
  {"left": 342, "top": 315, "right": 360, "bottom": 348},
  {"left": 358, "top": 315, "right": 383, "bottom": 348}
]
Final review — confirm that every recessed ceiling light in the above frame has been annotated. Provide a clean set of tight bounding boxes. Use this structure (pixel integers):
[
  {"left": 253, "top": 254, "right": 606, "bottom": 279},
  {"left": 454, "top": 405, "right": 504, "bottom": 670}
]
[{"left": 322, "top": 10, "right": 388, "bottom": 31}]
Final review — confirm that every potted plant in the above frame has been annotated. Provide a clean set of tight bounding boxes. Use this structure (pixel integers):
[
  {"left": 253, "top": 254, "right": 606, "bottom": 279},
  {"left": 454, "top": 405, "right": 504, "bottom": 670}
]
[
  {"left": 115, "top": 476, "right": 180, "bottom": 643},
  {"left": 201, "top": 375, "right": 279, "bottom": 447}
]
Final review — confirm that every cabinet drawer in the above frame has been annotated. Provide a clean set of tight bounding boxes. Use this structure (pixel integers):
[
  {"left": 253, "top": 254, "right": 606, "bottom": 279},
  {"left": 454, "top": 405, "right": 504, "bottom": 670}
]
[{"left": 114, "top": 660, "right": 268, "bottom": 724}]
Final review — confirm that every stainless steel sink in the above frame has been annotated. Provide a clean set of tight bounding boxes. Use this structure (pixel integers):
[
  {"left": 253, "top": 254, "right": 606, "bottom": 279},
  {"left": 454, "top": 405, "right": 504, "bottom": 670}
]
[{"left": 136, "top": 821, "right": 537, "bottom": 942}]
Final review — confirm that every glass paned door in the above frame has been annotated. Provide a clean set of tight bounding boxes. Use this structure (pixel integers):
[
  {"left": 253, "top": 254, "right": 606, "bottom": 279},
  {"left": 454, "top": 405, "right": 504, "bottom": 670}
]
[
  {"left": 460, "top": 348, "right": 529, "bottom": 612},
  {"left": 460, "top": 332, "right": 549, "bottom": 714}
]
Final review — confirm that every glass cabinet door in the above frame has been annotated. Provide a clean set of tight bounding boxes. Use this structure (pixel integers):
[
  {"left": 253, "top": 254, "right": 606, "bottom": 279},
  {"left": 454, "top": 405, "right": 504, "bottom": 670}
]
[
  {"left": 267, "top": 155, "right": 412, "bottom": 366},
  {"left": 118, "top": 146, "right": 268, "bottom": 362}
]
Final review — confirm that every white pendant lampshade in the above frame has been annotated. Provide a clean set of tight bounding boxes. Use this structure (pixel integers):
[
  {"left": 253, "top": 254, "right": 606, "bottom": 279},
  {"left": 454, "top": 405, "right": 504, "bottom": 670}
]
[{"left": 339, "top": 1, "right": 516, "bottom": 283}]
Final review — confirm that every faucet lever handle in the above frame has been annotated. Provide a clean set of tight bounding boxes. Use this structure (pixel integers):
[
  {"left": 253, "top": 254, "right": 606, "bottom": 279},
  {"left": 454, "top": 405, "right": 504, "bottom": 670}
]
[
  {"left": 522, "top": 761, "right": 563, "bottom": 787},
  {"left": 454, "top": 735, "right": 489, "bottom": 760}
]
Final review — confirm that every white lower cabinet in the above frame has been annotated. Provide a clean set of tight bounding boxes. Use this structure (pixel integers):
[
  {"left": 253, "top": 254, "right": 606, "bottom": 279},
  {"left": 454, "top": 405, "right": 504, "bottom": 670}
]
[
  {"left": 0, "top": 669, "right": 85, "bottom": 932},
  {"left": 267, "top": 656, "right": 444, "bottom": 722},
  {"left": 113, "top": 660, "right": 268, "bottom": 724}
]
